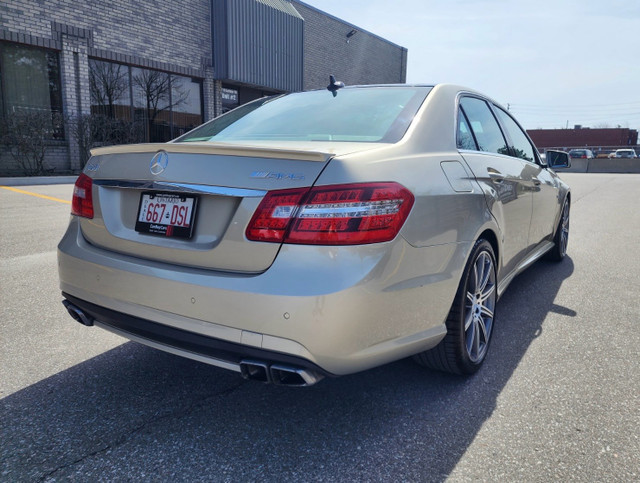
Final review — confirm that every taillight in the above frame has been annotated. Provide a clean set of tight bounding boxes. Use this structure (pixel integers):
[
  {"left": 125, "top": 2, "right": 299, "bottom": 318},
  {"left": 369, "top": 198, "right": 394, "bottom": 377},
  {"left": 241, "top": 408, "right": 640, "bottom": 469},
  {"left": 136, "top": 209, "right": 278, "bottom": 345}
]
[
  {"left": 246, "top": 182, "right": 414, "bottom": 245},
  {"left": 71, "top": 173, "right": 94, "bottom": 219},
  {"left": 245, "top": 188, "right": 308, "bottom": 243}
]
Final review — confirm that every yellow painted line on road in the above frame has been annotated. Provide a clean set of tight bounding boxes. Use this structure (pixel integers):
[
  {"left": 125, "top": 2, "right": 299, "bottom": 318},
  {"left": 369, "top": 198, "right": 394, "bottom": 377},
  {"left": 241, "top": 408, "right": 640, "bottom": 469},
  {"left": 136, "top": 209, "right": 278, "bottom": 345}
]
[{"left": 0, "top": 185, "right": 71, "bottom": 204}]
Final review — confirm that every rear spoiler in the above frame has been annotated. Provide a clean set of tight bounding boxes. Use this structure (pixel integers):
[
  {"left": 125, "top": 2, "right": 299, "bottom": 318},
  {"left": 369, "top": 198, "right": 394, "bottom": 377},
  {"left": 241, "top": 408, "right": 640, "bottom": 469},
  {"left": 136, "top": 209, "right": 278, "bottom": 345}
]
[{"left": 90, "top": 142, "right": 330, "bottom": 162}]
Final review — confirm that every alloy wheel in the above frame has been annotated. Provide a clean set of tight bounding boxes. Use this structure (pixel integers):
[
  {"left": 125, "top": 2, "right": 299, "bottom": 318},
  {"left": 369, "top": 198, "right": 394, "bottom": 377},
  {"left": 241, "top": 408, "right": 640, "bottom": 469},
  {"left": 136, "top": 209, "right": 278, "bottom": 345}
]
[
  {"left": 559, "top": 201, "right": 570, "bottom": 257},
  {"left": 464, "top": 251, "right": 496, "bottom": 363}
]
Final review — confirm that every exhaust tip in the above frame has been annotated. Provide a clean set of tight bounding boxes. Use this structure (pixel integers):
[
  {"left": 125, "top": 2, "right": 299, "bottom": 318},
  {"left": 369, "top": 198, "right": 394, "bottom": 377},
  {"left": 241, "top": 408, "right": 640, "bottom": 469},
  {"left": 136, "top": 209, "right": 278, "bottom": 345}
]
[
  {"left": 239, "top": 360, "right": 270, "bottom": 383},
  {"left": 240, "top": 360, "right": 324, "bottom": 386},
  {"left": 62, "top": 300, "right": 94, "bottom": 326},
  {"left": 270, "top": 365, "right": 324, "bottom": 387}
]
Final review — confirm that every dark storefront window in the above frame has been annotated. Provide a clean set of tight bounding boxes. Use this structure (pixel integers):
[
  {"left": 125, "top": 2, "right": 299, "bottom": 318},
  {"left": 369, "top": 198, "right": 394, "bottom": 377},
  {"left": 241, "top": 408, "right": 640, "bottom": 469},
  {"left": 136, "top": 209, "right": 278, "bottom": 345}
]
[
  {"left": 132, "top": 67, "right": 171, "bottom": 142},
  {"left": 0, "top": 42, "right": 63, "bottom": 137},
  {"left": 88, "top": 58, "right": 203, "bottom": 142},
  {"left": 89, "top": 59, "right": 131, "bottom": 119},
  {"left": 172, "top": 75, "right": 203, "bottom": 137}
]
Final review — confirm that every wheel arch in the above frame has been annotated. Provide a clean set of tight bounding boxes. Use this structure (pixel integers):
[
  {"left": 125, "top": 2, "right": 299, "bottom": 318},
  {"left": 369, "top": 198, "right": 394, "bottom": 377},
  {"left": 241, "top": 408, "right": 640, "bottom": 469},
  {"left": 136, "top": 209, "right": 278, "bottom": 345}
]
[
  {"left": 478, "top": 228, "right": 499, "bottom": 264},
  {"left": 552, "top": 190, "right": 571, "bottom": 239}
]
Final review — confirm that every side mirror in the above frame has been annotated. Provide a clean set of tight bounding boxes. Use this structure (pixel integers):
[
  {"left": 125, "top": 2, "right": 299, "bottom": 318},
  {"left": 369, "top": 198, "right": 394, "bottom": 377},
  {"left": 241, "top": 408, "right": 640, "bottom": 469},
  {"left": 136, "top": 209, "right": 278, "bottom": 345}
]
[{"left": 545, "top": 150, "right": 571, "bottom": 169}]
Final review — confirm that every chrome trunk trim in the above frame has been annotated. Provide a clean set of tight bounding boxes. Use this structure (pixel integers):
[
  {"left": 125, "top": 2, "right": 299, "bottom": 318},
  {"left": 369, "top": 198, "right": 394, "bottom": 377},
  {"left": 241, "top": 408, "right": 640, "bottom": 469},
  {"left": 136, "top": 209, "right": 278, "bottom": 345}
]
[{"left": 92, "top": 179, "right": 267, "bottom": 198}]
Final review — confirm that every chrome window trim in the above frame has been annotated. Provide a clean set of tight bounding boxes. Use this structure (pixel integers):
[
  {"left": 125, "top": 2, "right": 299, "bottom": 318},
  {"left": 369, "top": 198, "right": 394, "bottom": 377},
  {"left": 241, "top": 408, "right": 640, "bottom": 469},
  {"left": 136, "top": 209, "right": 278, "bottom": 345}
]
[
  {"left": 455, "top": 91, "right": 545, "bottom": 168},
  {"left": 92, "top": 179, "right": 267, "bottom": 198},
  {"left": 490, "top": 104, "right": 544, "bottom": 167},
  {"left": 456, "top": 94, "right": 510, "bottom": 157}
]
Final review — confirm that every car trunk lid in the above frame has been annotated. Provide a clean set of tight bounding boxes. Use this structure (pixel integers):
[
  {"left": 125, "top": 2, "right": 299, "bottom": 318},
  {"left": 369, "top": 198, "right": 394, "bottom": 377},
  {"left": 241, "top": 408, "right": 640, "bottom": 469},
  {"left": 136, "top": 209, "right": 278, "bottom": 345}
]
[{"left": 79, "top": 142, "right": 381, "bottom": 273}]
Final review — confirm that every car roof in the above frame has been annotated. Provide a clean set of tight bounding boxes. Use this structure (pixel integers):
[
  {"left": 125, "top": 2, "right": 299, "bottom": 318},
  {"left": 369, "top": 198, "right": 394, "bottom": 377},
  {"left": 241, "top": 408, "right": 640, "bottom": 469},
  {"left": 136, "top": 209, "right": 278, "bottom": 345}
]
[{"left": 302, "top": 83, "right": 505, "bottom": 109}]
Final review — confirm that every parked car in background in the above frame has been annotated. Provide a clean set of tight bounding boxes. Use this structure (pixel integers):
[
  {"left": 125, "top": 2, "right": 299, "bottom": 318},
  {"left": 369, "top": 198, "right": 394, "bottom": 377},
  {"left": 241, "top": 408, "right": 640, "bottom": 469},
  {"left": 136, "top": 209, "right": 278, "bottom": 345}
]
[
  {"left": 58, "top": 83, "right": 571, "bottom": 386},
  {"left": 595, "top": 151, "right": 613, "bottom": 158},
  {"left": 611, "top": 149, "right": 638, "bottom": 158},
  {"left": 568, "top": 149, "right": 594, "bottom": 159}
]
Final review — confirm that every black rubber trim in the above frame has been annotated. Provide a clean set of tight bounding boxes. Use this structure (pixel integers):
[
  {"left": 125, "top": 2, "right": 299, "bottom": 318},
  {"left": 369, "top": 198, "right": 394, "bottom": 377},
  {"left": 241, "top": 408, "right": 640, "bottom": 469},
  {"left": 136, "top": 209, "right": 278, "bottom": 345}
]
[{"left": 62, "top": 293, "right": 333, "bottom": 377}]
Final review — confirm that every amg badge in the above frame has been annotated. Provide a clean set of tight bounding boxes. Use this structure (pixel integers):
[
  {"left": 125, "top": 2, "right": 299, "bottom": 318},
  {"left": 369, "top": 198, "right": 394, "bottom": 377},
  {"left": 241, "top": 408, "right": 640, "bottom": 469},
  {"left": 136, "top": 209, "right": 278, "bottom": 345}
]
[{"left": 250, "top": 171, "right": 305, "bottom": 181}]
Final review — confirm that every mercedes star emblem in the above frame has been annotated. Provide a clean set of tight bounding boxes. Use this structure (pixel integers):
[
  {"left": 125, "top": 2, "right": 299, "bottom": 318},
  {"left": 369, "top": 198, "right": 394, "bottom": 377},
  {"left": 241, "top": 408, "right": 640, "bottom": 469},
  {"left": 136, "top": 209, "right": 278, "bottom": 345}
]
[{"left": 149, "top": 151, "right": 169, "bottom": 175}]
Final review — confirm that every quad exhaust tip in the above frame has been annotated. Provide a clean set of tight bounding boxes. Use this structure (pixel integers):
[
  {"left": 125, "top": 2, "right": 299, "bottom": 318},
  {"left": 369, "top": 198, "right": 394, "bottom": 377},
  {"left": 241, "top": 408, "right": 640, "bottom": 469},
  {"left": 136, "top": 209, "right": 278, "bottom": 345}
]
[
  {"left": 61, "top": 301, "right": 322, "bottom": 387},
  {"left": 240, "top": 360, "right": 324, "bottom": 387},
  {"left": 62, "top": 300, "right": 94, "bottom": 326}
]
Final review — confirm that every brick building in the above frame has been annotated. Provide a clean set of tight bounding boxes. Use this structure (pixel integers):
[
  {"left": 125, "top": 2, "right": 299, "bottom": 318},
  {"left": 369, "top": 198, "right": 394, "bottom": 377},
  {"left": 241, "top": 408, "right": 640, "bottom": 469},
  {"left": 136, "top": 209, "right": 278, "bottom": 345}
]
[
  {"left": 527, "top": 127, "right": 638, "bottom": 152},
  {"left": 0, "top": 0, "right": 407, "bottom": 176}
]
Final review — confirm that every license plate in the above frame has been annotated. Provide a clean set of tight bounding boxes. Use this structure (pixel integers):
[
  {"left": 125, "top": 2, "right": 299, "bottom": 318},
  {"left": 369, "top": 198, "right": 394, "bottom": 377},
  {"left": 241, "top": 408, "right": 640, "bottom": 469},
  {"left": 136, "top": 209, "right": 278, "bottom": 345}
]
[{"left": 135, "top": 192, "right": 198, "bottom": 239}]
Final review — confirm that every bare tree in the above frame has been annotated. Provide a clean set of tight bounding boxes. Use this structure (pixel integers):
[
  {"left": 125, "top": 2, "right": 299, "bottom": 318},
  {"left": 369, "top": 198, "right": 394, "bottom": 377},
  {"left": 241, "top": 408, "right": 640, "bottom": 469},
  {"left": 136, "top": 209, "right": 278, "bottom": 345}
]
[
  {"left": 68, "top": 114, "right": 145, "bottom": 168},
  {"left": 0, "top": 111, "right": 63, "bottom": 176},
  {"left": 89, "top": 60, "right": 129, "bottom": 118},
  {"left": 132, "top": 69, "right": 189, "bottom": 140}
]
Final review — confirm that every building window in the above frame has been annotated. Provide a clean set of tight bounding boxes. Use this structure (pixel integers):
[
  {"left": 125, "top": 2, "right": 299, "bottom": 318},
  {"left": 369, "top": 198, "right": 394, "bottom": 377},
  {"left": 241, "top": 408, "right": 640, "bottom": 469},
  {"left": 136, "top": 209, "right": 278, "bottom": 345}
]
[
  {"left": 172, "top": 75, "right": 204, "bottom": 137},
  {"left": 132, "top": 67, "right": 171, "bottom": 142},
  {"left": 89, "top": 59, "right": 131, "bottom": 119},
  {"left": 89, "top": 59, "right": 203, "bottom": 142},
  {"left": 0, "top": 42, "right": 63, "bottom": 137}
]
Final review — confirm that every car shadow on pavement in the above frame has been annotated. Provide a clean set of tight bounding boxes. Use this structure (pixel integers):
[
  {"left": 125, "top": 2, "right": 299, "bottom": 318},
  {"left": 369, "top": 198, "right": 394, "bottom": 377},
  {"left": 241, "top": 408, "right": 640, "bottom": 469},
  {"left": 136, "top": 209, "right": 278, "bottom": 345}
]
[{"left": 1, "top": 258, "right": 574, "bottom": 481}]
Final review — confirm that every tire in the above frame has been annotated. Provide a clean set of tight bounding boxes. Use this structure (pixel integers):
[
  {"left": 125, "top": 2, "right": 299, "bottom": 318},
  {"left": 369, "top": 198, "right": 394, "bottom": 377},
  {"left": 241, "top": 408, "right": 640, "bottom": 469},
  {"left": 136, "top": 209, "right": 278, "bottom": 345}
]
[
  {"left": 546, "top": 198, "right": 570, "bottom": 262},
  {"left": 414, "top": 239, "right": 497, "bottom": 375}
]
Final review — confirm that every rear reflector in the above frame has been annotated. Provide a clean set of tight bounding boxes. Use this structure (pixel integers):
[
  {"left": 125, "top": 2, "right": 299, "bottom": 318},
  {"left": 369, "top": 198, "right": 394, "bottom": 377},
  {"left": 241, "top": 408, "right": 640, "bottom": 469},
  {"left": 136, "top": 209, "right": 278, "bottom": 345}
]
[
  {"left": 71, "top": 173, "right": 94, "bottom": 219},
  {"left": 246, "top": 182, "right": 414, "bottom": 245}
]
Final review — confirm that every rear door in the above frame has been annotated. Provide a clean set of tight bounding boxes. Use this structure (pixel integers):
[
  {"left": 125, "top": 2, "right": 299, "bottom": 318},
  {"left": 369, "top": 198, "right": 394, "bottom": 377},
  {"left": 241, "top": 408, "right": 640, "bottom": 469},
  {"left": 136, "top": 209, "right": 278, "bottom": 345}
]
[{"left": 457, "top": 96, "right": 533, "bottom": 277}]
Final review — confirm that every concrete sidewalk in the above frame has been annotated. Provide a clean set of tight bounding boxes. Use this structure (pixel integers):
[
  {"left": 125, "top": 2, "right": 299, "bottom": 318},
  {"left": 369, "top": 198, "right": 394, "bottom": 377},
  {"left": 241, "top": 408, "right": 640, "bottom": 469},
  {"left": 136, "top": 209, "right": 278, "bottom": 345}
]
[{"left": 0, "top": 176, "right": 77, "bottom": 186}]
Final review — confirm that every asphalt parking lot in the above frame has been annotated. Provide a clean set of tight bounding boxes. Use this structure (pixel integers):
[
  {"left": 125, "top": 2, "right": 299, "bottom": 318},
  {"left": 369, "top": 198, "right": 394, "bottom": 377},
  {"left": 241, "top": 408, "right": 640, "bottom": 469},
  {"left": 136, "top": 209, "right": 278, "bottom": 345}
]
[{"left": 1, "top": 173, "right": 639, "bottom": 482}]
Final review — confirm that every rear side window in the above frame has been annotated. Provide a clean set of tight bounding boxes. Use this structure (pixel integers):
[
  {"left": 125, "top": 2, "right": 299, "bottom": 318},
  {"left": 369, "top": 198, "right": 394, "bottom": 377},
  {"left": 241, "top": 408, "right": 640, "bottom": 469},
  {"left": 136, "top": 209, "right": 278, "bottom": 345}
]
[
  {"left": 457, "top": 108, "right": 478, "bottom": 150},
  {"left": 459, "top": 97, "right": 509, "bottom": 155},
  {"left": 494, "top": 107, "right": 536, "bottom": 162}
]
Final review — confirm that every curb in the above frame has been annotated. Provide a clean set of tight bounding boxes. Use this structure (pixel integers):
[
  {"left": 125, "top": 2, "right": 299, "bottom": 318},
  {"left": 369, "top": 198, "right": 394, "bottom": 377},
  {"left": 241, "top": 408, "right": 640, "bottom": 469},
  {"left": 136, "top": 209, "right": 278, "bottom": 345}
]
[{"left": 0, "top": 176, "right": 78, "bottom": 187}]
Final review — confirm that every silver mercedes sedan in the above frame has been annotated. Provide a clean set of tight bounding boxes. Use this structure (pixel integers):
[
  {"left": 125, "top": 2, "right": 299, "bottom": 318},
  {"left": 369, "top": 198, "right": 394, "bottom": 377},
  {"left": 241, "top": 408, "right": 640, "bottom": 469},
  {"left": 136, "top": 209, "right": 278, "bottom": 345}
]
[{"left": 58, "top": 83, "right": 571, "bottom": 386}]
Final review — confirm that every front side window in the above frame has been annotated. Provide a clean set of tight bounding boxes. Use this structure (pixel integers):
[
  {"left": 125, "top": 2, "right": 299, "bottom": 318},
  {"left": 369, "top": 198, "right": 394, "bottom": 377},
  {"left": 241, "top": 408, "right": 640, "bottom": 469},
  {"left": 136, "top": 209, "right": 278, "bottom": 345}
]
[
  {"left": 176, "top": 87, "right": 431, "bottom": 144},
  {"left": 459, "top": 97, "right": 508, "bottom": 156},
  {"left": 494, "top": 107, "right": 536, "bottom": 162}
]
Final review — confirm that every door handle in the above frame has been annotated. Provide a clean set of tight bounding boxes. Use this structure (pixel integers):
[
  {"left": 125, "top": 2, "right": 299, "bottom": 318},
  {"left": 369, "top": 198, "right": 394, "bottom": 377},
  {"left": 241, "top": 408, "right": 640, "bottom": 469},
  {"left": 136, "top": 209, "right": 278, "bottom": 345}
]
[
  {"left": 488, "top": 170, "right": 505, "bottom": 183},
  {"left": 532, "top": 177, "right": 541, "bottom": 186}
]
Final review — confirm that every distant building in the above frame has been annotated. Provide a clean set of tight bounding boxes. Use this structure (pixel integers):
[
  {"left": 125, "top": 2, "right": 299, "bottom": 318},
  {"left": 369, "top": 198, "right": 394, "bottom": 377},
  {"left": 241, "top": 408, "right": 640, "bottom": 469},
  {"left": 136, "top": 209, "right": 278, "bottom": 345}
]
[
  {"left": 0, "top": 0, "right": 407, "bottom": 175},
  {"left": 528, "top": 127, "right": 638, "bottom": 151}
]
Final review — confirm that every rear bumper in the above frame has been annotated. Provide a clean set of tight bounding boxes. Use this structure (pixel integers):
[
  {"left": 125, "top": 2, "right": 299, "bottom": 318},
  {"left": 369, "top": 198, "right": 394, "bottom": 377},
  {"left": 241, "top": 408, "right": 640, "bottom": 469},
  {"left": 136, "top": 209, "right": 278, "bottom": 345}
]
[
  {"left": 62, "top": 292, "right": 332, "bottom": 377},
  {"left": 58, "top": 217, "right": 465, "bottom": 375}
]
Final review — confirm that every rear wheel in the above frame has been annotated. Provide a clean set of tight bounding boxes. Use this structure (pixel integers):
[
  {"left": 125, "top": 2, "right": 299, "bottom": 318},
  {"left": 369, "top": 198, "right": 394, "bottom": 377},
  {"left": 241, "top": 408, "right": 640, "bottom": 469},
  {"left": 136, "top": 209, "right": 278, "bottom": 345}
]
[
  {"left": 414, "top": 239, "right": 497, "bottom": 374},
  {"left": 546, "top": 198, "right": 570, "bottom": 262}
]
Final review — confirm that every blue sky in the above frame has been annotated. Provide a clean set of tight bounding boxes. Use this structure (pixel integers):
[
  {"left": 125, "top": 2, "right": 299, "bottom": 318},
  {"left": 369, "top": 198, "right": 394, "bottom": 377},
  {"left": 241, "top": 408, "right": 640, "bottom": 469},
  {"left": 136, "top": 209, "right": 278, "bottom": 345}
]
[{"left": 304, "top": 0, "right": 640, "bottom": 130}]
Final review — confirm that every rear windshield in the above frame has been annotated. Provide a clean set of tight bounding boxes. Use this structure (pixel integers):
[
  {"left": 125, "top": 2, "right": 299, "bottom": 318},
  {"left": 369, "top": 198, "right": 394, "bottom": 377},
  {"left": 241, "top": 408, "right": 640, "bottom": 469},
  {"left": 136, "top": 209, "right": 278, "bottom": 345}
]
[{"left": 175, "top": 87, "right": 431, "bottom": 144}]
